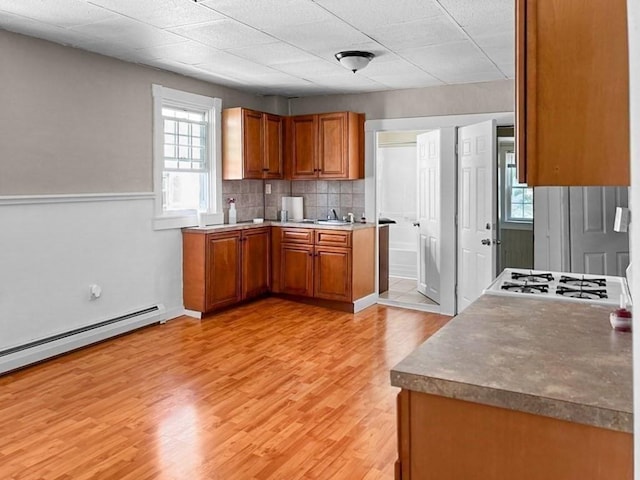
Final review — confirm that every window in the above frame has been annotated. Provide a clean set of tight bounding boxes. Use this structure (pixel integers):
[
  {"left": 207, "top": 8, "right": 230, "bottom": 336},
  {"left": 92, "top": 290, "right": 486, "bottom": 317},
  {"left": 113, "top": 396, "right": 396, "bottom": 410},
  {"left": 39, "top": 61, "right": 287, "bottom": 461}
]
[
  {"left": 152, "top": 85, "right": 221, "bottom": 229},
  {"left": 505, "top": 152, "right": 533, "bottom": 222}
]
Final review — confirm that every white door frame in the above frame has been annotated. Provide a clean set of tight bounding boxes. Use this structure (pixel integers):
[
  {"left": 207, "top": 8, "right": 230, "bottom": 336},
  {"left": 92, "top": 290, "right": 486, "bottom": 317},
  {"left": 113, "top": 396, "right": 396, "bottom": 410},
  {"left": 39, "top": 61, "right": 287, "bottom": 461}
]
[{"left": 366, "top": 112, "right": 514, "bottom": 316}]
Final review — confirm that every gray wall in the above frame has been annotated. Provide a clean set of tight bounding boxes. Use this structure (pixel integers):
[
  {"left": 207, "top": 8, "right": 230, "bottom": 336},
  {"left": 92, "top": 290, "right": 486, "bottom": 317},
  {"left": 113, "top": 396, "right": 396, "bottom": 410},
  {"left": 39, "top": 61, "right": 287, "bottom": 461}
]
[
  {"left": 0, "top": 30, "right": 285, "bottom": 196},
  {"left": 289, "top": 80, "right": 514, "bottom": 119}
]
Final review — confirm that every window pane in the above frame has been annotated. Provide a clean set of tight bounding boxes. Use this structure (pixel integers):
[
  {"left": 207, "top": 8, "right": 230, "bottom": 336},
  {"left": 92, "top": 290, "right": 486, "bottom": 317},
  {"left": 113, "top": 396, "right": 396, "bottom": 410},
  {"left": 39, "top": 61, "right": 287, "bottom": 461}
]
[
  {"left": 188, "top": 112, "right": 205, "bottom": 122},
  {"left": 512, "top": 204, "right": 524, "bottom": 219},
  {"left": 178, "top": 135, "right": 190, "bottom": 146},
  {"left": 163, "top": 171, "right": 205, "bottom": 211},
  {"left": 524, "top": 204, "right": 533, "bottom": 219},
  {"left": 164, "top": 119, "right": 176, "bottom": 133},
  {"left": 178, "top": 122, "right": 189, "bottom": 135},
  {"left": 512, "top": 188, "right": 524, "bottom": 202},
  {"left": 192, "top": 148, "right": 202, "bottom": 160},
  {"left": 164, "top": 145, "right": 176, "bottom": 158},
  {"left": 524, "top": 188, "right": 533, "bottom": 203},
  {"left": 164, "top": 134, "right": 176, "bottom": 145},
  {"left": 162, "top": 108, "right": 176, "bottom": 118}
]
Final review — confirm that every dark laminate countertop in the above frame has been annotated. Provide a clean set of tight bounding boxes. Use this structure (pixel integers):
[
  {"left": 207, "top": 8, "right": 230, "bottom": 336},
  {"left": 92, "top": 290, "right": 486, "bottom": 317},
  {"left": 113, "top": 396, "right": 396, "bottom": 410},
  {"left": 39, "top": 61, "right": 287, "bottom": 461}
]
[{"left": 390, "top": 294, "right": 632, "bottom": 432}]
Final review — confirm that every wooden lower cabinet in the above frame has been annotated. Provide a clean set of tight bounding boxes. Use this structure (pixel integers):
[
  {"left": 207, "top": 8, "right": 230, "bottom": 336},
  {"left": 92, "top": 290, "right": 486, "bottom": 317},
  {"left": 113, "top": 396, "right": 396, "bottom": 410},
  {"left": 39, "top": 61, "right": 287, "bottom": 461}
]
[
  {"left": 241, "top": 227, "right": 270, "bottom": 299},
  {"left": 314, "top": 246, "right": 351, "bottom": 301},
  {"left": 273, "top": 227, "right": 374, "bottom": 306},
  {"left": 183, "top": 227, "right": 270, "bottom": 314},
  {"left": 395, "top": 389, "right": 633, "bottom": 480},
  {"left": 280, "top": 243, "right": 314, "bottom": 297}
]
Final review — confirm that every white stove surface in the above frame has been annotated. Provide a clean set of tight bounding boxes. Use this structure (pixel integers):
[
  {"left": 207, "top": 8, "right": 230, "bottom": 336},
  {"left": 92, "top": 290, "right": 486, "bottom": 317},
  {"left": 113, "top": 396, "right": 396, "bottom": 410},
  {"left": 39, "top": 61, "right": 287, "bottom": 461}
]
[{"left": 484, "top": 268, "right": 631, "bottom": 307}]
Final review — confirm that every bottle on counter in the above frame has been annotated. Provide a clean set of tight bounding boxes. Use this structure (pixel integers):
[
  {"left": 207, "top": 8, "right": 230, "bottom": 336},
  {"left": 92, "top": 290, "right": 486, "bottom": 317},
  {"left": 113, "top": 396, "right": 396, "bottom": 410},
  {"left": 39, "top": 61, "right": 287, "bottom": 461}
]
[
  {"left": 228, "top": 198, "right": 237, "bottom": 224},
  {"left": 360, "top": 212, "right": 366, "bottom": 223}
]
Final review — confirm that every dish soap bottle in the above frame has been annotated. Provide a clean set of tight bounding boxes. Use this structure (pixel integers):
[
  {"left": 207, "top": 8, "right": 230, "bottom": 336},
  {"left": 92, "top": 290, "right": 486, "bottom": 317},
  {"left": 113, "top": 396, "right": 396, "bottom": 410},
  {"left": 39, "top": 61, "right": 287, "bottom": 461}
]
[{"left": 228, "top": 198, "right": 237, "bottom": 224}]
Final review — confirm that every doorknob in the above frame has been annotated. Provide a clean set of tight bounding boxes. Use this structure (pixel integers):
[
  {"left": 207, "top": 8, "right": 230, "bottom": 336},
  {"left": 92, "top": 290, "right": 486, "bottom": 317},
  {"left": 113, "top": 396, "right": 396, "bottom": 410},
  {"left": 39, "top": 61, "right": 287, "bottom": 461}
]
[
  {"left": 493, "top": 239, "right": 502, "bottom": 245},
  {"left": 413, "top": 222, "right": 420, "bottom": 227},
  {"left": 481, "top": 238, "right": 491, "bottom": 245}
]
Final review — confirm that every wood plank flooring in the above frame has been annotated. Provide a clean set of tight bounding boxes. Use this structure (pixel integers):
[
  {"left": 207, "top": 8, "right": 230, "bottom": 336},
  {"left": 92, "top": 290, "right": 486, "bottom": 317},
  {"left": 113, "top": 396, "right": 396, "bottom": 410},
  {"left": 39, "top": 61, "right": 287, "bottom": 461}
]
[{"left": 0, "top": 298, "right": 449, "bottom": 480}]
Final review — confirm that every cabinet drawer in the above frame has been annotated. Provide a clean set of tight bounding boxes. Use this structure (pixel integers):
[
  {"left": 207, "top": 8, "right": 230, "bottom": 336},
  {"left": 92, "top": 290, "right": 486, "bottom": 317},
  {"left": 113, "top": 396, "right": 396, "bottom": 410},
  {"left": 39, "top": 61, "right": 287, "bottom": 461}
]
[
  {"left": 280, "top": 228, "right": 313, "bottom": 244},
  {"left": 315, "top": 229, "right": 352, "bottom": 247}
]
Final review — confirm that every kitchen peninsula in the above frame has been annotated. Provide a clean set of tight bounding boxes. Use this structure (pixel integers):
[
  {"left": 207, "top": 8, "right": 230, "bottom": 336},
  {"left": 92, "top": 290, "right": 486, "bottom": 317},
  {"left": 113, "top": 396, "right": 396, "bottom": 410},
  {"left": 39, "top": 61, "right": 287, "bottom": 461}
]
[{"left": 391, "top": 294, "right": 632, "bottom": 480}]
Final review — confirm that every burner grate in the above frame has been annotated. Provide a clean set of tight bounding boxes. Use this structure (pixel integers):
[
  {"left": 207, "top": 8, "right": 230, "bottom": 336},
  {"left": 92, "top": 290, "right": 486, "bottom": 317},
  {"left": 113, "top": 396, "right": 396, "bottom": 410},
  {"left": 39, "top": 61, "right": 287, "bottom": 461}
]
[
  {"left": 556, "top": 286, "right": 608, "bottom": 299},
  {"left": 501, "top": 281, "right": 549, "bottom": 294},
  {"left": 559, "top": 275, "right": 606, "bottom": 288},
  {"left": 511, "top": 272, "right": 554, "bottom": 283}
]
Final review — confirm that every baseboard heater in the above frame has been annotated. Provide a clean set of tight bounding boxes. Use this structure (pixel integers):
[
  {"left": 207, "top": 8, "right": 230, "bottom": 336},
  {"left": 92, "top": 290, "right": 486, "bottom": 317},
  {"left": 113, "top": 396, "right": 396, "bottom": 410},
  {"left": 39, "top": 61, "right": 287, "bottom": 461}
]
[{"left": 0, "top": 304, "right": 166, "bottom": 375}]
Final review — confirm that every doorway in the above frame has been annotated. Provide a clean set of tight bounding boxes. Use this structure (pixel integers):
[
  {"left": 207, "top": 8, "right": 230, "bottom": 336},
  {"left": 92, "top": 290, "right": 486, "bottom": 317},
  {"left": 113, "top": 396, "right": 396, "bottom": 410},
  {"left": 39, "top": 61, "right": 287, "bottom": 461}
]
[
  {"left": 365, "top": 112, "right": 514, "bottom": 316},
  {"left": 375, "top": 130, "right": 438, "bottom": 309}
]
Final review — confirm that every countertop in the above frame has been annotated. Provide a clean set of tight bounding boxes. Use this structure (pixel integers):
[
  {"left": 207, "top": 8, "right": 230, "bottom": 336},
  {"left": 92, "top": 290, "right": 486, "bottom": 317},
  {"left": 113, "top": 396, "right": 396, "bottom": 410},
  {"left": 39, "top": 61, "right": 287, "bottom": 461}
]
[
  {"left": 390, "top": 294, "right": 632, "bottom": 432},
  {"left": 184, "top": 220, "right": 377, "bottom": 233}
]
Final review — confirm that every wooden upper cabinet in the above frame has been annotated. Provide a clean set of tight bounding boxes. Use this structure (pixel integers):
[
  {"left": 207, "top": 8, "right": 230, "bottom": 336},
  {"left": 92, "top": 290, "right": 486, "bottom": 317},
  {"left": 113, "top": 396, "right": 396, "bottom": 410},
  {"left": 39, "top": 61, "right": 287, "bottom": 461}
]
[
  {"left": 516, "top": 0, "right": 630, "bottom": 186},
  {"left": 289, "top": 115, "right": 318, "bottom": 179},
  {"left": 289, "top": 112, "right": 365, "bottom": 180},
  {"left": 222, "top": 107, "right": 284, "bottom": 180},
  {"left": 264, "top": 113, "right": 284, "bottom": 179}
]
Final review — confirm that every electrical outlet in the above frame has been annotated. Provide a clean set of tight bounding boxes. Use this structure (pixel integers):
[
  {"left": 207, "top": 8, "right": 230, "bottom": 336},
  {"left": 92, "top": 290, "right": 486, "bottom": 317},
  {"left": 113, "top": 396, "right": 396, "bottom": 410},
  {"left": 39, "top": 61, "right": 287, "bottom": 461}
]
[{"left": 265, "top": 184, "right": 272, "bottom": 194}]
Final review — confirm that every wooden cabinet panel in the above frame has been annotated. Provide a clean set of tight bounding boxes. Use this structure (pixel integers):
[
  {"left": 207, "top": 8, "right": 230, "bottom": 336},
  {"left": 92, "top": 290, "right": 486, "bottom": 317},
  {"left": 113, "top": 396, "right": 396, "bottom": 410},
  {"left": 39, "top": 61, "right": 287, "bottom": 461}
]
[
  {"left": 242, "top": 227, "right": 270, "bottom": 299},
  {"left": 206, "top": 232, "right": 242, "bottom": 311},
  {"left": 289, "top": 115, "right": 318, "bottom": 179},
  {"left": 264, "top": 113, "right": 284, "bottom": 179},
  {"left": 242, "top": 109, "right": 265, "bottom": 179},
  {"left": 516, "top": 0, "right": 629, "bottom": 186},
  {"left": 314, "top": 246, "right": 351, "bottom": 302},
  {"left": 280, "top": 227, "right": 314, "bottom": 244},
  {"left": 318, "top": 112, "right": 348, "bottom": 178},
  {"left": 281, "top": 243, "right": 314, "bottom": 296},
  {"left": 315, "top": 229, "right": 351, "bottom": 247},
  {"left": 397, "top": 390, "right": 632, "bottom": 480},
  {"left": 223, "top": 107, "right": 284, "bottom": 180}
]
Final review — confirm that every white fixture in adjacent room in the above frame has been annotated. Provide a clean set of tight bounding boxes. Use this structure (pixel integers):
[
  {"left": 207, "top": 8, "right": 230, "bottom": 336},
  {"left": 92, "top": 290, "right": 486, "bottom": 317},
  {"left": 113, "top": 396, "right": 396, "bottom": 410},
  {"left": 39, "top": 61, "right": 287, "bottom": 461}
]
[{"left": 335, "top": 51, "right": 375, "bottom": 73}]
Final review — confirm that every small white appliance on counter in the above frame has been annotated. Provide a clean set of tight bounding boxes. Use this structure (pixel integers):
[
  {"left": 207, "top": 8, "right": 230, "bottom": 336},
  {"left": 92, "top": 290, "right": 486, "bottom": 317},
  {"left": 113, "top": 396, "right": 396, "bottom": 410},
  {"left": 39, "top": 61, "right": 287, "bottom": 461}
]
[
  {"left": 281, "top": 196, "right": 304, "bottom": 221},
  {"left": 484, "top": 268, "right": 632, "bottom": 307}
]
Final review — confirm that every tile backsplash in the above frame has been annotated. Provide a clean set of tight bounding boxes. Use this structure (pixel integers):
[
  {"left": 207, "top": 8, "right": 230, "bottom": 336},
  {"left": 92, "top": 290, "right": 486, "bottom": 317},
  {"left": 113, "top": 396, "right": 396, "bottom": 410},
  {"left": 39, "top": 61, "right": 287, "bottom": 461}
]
[{"left": 223, "top": 179, "right": 365, "bottom": 222}]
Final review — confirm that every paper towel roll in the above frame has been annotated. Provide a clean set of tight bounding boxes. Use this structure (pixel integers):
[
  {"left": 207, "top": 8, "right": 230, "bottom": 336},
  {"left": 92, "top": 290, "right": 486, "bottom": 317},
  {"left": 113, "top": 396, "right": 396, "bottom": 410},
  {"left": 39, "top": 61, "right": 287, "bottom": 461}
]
[{"left": 282, "top": 196, "right": 304, "bottom": 221}]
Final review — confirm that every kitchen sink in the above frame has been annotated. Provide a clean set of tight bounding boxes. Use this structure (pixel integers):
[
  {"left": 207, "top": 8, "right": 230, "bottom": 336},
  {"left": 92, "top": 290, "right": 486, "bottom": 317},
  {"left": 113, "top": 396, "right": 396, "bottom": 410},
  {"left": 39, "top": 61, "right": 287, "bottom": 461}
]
[{"left": 316, "top": 219, "right": 351, "bottom": 226}]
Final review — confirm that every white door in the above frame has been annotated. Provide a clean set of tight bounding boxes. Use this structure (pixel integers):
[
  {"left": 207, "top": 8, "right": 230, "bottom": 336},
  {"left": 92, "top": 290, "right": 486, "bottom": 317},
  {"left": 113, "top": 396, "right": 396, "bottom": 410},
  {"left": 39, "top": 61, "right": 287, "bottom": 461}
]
[
  {"left": 569, "top": 186, "right": 630, "bottom": 275},
  {"left": 416, "top": 130, "right": 440, "bottom": 303},
  {"left": 457, "top": 120, "right": 497, "bottom": 312}
]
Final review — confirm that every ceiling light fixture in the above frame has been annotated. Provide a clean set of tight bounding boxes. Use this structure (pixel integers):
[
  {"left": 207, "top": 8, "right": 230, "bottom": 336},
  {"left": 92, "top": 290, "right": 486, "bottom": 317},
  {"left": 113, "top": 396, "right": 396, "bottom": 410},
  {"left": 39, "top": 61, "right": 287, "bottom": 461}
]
[{"left": 335, "top": 51, "right": 375, "bottom": 73}]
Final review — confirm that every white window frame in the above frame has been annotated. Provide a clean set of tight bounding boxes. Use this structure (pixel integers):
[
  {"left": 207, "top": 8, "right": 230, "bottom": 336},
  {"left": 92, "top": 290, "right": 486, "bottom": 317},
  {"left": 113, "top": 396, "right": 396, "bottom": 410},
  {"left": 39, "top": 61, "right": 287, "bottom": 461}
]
[
  {"left": 152, "top": 84, "right": 222, "bottom": 230},
  {"left": 499, "top": 142, "right": 533, "bottom": 230}
]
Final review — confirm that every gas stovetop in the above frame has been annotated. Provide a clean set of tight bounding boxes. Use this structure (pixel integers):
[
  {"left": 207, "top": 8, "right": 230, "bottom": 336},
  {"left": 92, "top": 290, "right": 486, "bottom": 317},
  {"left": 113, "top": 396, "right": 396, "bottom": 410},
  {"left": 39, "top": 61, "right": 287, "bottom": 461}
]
[{"left": 484, "top": 268, "right": 631, "bottom": 306}]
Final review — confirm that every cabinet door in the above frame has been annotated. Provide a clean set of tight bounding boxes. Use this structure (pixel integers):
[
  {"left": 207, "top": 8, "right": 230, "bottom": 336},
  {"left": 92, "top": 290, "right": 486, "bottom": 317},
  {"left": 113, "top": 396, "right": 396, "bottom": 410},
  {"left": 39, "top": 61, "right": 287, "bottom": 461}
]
[
  {"left": 242, "top": 227, "right": 270, "bottom": 299},
  {"left": 206, "top": 232, "right": 242, "bottom": 311},
  {"left": 242, "top": 109, "right": 265, "bottom": 179},
  {"left": 317, "top": 112, "right": 348, "bottom": 179},
  {"left": 516, "top": 0, "right": 629, "bottom": 186},
  {"left": 263, "top": 113, "right": 284, "bottom": 179},
  {"left": 281, "top": 243, "right": 314, "bottom": 296},
  {"left": 314, "top": 246, "right": 352, "bottom": 302},
  {"left": 289, "top": 115, "right": 318, "bottom": 179}
]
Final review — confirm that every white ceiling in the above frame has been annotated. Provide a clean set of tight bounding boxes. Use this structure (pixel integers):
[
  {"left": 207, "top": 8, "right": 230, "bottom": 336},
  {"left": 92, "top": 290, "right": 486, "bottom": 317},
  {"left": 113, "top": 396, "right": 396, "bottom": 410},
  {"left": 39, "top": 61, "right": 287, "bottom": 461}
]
[{"left": 0, "top": 0, "right": 514, "bottom": 97}]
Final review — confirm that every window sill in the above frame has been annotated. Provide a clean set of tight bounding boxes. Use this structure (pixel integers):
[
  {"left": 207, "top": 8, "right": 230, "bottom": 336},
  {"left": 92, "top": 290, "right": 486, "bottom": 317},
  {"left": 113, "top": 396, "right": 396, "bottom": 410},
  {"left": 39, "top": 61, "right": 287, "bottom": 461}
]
[{"left": 153, "top": 211, "right": 224, "bottom": 230}]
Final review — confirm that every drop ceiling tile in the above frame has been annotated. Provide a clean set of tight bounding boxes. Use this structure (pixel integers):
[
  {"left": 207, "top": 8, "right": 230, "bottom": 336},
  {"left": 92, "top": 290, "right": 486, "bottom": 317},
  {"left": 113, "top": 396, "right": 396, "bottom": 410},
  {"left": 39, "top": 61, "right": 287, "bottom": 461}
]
[
  {"left": 438, "top": 70, "right": 506, "bottom": 84},
  {"left": 0, "top": 11, "right": 97, "bottom": 47},
  {"left": 86, "top": 0, "right": 225, "bottom": 28},
  {"left": 371, "top": 16, "right": 466, "bottom": 51},
  {"left": 200, "top": 0, "right": 333, "bottom": 29},
  {"left": 0, "top": 0, "right": 117, "bottom": 28},
  {"left": 225, "top": 42, "right": 314, "bottom": 66},
  {"left": 170, "top": 18, "right": 275, "bottom": 50},
  {"left": 474, "top": 30, "right": 514, "bottom": 69},
  {"left": 273, "top": 59, "right": 345, "bottom": 78},
  {"left": 133, "top": 41, "right": 223, "bottom": 65},
  {"left": 71, "top": 16, "right": 187, "bottom": 48},
  {"left": 437, "top": 0, "right": 513, "bottom": 36},
  {"left": 264, "top": 20, "right": 371, "bottom": 53},
  {"left": 373, "top": 72, "right": 444, "bottom": 90},
  {"left": 400, "top": 40, "right": 499, "bottom": 79},
  {"left": 313, "top": 0, "right": 443, "bottom": 29},
  {"left": 195, "top": 52, "right": 283, "bottom": 78}
]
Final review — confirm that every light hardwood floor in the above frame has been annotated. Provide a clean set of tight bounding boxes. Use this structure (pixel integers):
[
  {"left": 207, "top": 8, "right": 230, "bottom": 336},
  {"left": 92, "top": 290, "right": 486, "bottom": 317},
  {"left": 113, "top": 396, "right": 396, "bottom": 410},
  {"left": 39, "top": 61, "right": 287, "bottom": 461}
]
[{"left": 0, "top": 298, "right": 449, "bottom": 480}]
